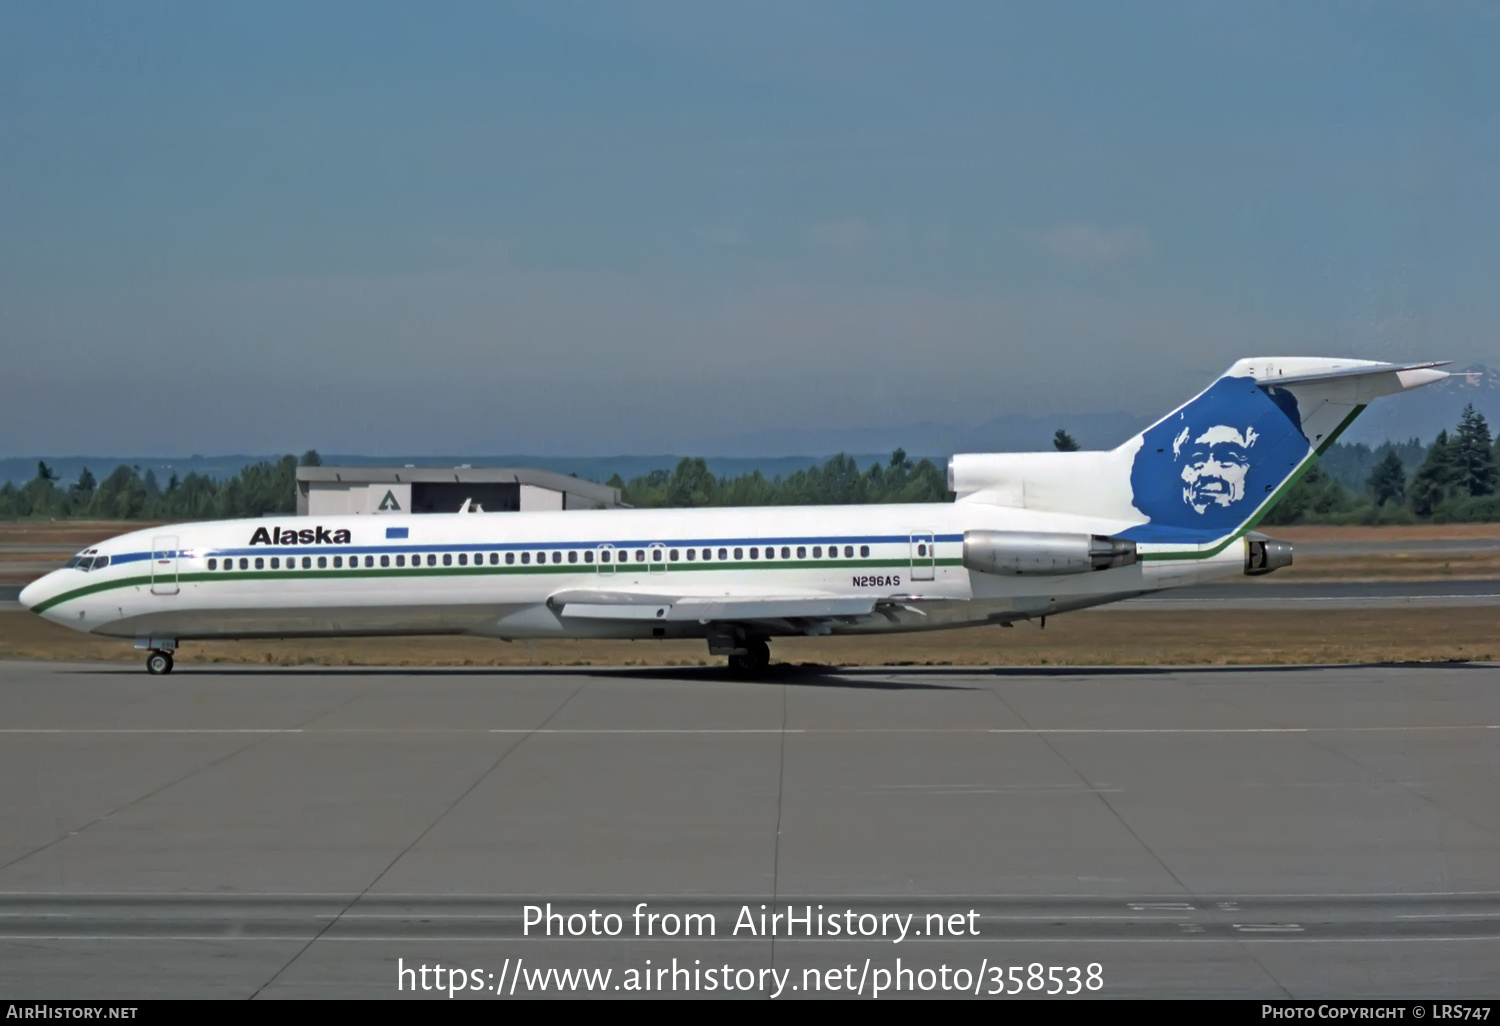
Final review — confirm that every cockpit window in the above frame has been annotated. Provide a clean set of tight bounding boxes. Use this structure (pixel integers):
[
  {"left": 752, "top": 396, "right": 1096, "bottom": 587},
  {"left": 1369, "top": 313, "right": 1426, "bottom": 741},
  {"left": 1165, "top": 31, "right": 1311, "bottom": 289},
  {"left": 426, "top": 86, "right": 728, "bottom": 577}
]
[{"left": 65, "top": 551, "right": 106, "bottom": 571}]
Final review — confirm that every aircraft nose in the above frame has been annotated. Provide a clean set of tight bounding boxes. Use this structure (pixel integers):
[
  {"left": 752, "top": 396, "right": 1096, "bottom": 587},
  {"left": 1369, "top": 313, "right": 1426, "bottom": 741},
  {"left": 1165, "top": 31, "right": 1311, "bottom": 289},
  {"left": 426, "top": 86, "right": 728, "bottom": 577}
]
[
  {"left": 17, "top": 578, "right": 41, "bottom": 610},
  {"left": 17, "top": 574, "right": 54, "bottom": 612}
]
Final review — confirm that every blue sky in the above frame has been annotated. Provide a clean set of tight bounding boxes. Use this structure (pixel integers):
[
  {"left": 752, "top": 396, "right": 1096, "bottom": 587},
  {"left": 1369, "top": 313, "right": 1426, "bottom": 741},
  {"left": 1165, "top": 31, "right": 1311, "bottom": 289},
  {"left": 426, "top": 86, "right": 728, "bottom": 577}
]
[{"left": 3, "top": 2, "right": 1497, "bottom": 455}]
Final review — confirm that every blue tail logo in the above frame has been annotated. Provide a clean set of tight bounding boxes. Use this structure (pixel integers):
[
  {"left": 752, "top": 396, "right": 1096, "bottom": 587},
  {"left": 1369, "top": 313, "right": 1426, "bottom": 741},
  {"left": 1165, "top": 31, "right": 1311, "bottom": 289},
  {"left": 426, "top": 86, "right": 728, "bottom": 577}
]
[{"left": 1127, "top": 376, "right": 1310, "bottom": 538}]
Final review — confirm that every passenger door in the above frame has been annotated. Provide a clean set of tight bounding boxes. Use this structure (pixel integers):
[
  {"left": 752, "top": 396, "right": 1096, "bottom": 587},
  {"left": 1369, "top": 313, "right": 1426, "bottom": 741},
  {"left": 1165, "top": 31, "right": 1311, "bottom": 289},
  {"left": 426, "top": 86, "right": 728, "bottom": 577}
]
[
  {"left": 909, "top": 532, "right": 936, "bottom": 582},
  {"left": 151, "top": 535, "right": 180, "bottom": 595}
]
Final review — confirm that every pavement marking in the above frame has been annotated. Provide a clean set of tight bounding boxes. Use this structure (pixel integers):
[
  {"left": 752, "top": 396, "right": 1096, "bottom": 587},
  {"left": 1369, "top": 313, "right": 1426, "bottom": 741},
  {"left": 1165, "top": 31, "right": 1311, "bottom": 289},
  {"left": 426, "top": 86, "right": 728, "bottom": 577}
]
[{"left": 0, "top": 726, "right": 1496, "bottom": 735}]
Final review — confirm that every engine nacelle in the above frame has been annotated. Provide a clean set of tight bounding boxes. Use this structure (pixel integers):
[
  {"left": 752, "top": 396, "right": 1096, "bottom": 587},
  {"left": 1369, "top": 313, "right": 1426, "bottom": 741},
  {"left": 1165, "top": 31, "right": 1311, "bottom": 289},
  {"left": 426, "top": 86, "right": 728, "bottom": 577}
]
[
  {"left": 1244, "top": 533, "right": 1293, "bottom": 575},
  {"left": 962, "top": 530, "right": 1137, "bottom": 576}
]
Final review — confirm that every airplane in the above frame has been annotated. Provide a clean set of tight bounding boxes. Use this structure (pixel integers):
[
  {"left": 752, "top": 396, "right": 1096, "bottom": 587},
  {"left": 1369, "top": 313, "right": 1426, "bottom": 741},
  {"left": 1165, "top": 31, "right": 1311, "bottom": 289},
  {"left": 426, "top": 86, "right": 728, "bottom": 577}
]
[{"left": 20, "top": 357, "right": 1449, "bottom": 676}]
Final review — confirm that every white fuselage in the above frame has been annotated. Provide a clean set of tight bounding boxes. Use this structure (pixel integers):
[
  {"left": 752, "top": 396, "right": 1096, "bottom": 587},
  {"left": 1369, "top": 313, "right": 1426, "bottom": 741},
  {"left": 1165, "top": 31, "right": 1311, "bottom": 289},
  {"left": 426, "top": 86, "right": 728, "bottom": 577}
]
[{"left": 19, "top": 500, "right": 1246, "bottom": 646}]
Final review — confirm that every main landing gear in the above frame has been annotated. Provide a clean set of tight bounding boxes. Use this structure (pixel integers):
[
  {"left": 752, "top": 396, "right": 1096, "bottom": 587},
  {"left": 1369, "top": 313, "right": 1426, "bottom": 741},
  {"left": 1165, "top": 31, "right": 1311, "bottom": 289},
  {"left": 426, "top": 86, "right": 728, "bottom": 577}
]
[
  {"left": 145, "top": 650, "right": 174, "bottom": 675},
  {"left": 727, "top": 638, "right": 771, "bottom": 676}
]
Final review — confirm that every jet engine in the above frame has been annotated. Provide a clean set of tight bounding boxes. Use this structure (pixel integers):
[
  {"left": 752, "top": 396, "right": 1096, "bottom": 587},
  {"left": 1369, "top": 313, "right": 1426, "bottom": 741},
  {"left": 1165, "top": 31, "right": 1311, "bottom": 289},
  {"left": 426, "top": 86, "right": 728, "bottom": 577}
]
[
  {"left": 962, "top": 530, "right": 1137, "bottom": 576},
  {"left": 1244, "top": 533, "right": 1293, "bottom": 576}
]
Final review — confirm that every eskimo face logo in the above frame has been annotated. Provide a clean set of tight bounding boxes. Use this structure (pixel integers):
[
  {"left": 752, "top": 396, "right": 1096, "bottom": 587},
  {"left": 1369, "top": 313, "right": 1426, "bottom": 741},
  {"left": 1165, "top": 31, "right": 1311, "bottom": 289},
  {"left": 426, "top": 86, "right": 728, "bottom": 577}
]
[
  {"left": 1173, "top": 424, "right": 1258, "bottom": 513},
  {"left": 1126, "top": 375, "right": 1310, "bottom": 537}
]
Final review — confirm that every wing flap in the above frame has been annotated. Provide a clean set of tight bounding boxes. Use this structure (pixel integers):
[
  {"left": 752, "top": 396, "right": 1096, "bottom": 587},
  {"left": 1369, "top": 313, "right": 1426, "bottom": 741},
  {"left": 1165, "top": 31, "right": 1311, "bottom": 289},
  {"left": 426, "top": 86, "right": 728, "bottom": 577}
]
[{"left": 550, "top": 588, "right": 876, "bottom": 624}]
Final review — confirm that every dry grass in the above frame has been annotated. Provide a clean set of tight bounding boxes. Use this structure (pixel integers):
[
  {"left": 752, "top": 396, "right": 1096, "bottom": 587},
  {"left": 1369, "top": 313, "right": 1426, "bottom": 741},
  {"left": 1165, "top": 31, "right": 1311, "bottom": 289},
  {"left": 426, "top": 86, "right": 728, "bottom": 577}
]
[
  {"left": 2, "top": 606, "right": 1493, "bottom": 669},
  {"left": 0, "top": 521, "right": 165, "bottom": 547},
  {"left": 1271, "top": 524, "right": 1500, "bottom": 542}
]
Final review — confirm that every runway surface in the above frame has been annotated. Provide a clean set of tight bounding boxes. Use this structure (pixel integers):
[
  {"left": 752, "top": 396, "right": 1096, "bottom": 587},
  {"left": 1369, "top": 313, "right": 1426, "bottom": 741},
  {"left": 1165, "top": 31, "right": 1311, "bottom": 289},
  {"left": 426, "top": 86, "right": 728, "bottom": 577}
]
[{"left": 1, "top": 659, "right": 1498, "bottom": 999}]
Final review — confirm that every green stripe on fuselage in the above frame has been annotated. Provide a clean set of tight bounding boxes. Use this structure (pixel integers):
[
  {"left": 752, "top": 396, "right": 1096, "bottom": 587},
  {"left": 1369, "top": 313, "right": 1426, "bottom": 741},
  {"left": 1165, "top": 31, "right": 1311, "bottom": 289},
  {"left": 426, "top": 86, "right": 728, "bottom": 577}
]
[{"left": 29, "top": 558, "right": 964, "bottom": 615}]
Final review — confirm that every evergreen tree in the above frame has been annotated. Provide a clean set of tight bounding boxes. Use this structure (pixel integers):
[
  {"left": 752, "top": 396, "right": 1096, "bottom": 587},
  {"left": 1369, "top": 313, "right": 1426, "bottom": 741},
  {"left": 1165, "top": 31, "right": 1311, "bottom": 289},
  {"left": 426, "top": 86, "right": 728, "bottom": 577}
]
[
  {"left": 665, "top": 458, "right": 718, "bottom": 507},
  {"left": 1454, "top": 403, "right": 1497, "bottom": 496},
  {"left": 299, "top": 450, "right": 323, "bottom": 467},
  {"left": 69, "top": 467, "right": 97, "bottom": 503},
  {"left": 1408, "top": 430, "right": 1459, "bottom": 517},
  {"left": 1366, "top": 449, "right": 1406, "bottom": 506},
  {"left": 1053, "top": 429, "right": 1081, "bottom": 452}
]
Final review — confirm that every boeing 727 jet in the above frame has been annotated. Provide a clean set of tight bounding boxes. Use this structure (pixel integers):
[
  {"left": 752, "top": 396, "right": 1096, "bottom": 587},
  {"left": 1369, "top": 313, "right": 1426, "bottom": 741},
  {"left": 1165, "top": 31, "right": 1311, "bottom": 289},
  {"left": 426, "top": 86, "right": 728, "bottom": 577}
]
[{"left": 20, "top": 357, "right": 1449, "bottom": 674}]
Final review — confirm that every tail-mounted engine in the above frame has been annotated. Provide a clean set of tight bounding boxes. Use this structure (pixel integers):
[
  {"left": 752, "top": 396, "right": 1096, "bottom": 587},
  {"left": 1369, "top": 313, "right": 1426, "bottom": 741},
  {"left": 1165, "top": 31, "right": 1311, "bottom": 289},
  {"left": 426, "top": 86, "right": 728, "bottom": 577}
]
[
  {"left": 1244, "top": 532, "right": 1293, "bottom": 576},
  {"left": 962, "top": 530, "right": 1137, "bottom": 576}
]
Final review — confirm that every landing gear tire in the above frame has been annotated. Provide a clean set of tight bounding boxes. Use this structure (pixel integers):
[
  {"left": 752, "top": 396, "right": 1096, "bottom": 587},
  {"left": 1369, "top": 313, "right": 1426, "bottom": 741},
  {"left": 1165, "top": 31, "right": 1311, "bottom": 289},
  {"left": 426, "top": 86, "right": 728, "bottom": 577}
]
[
  {"left": 146, "top": 651, "right": 174, "bottom": 676},
  {"left": 728, "top": 638, "right": 771, "bottom": 676}
]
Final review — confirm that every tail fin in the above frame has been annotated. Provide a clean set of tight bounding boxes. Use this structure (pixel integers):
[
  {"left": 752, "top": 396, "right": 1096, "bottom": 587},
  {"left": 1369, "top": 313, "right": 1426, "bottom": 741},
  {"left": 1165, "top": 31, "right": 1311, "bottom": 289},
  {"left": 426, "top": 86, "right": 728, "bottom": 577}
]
[
  {"left": 1119, "top": 358, "right": 1447, "bottom": 542},
  {"left": 951, "top": 358, "right": 1448, "bottom": 545}
]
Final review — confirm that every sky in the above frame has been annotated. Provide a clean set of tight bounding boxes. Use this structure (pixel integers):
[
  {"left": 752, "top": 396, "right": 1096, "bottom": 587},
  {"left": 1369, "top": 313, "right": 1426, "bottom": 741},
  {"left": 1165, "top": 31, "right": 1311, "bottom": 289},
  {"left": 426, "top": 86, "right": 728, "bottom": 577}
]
[{"left": 2, "top": 1, "right": 1498, "bottom": 456}]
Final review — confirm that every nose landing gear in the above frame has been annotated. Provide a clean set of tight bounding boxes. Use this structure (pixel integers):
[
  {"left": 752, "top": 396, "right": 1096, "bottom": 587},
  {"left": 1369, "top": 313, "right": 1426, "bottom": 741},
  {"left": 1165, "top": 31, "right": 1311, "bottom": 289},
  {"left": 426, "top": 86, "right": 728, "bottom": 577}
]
[{"left": 136, "top": 637, "right": 178, "bottom": 675}]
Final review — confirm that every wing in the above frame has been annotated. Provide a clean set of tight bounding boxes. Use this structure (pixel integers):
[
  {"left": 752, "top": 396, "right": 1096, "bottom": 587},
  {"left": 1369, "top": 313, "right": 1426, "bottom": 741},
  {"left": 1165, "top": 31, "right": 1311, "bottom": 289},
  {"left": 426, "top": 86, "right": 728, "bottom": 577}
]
[{"left": 546, "top": 588, "right": 884, "bottom": 632}]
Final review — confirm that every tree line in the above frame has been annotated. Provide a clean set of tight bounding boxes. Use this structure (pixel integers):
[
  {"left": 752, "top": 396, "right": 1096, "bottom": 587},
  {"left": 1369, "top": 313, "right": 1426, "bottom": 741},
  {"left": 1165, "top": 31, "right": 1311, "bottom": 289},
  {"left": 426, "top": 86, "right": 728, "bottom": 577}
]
[
  {"left": 607, "top": 449, "right": 951, "bottom": 508},
  {"left": 1263, "top": 403, "right": 1500, "bottom": 525},
  {"left": 0, "top": 452, "right": 321, "bottom": 520},
  {"left": 4, "top": 406, "right": 1500, "bottom": 524}
]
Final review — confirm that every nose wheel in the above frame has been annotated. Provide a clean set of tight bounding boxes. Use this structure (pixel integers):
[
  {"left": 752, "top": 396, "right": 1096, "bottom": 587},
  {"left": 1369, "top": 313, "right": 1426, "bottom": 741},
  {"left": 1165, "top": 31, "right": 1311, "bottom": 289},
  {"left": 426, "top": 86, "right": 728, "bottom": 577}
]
[{"left": 146, "top": 650, "right": 174, "bottom": 675}]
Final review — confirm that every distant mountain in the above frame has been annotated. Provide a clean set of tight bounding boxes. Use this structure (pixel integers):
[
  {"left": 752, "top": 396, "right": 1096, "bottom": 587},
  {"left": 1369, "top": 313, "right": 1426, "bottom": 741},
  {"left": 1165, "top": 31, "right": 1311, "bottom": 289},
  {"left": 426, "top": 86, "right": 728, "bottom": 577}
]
[
  {"left": 713, "top": 410, "right": 1151, "bottom": 459},
  {"left": 1343, "top": 363, "right": 1500, "bottom": 446},
  {"left": 6, "top": 366, "right": 1492, "bottom": 489}
]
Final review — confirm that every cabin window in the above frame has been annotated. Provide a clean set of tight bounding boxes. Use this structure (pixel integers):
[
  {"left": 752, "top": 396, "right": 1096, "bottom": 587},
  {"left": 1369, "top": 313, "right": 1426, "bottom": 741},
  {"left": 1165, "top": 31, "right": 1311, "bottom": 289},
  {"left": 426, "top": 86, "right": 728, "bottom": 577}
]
[
  {"left": 378, "top": 555, "right": 387, "bottom": 568},
  {"left": 207, "top": 558, "right": 217, "bottom": 570},
  {"left": 535, "top": 551, "right": 544, "bottom": 564},
  {"left": 685, "top": 549, "right": 695, "bottom": 561},
  {"left": 551, "top": 551, "right": 561, "bottom": 564},
  {"left": 813, "top": 546, "right": 822, "bottom": 558},
  {"left": 457, "top": 553, "right": 467, "bottom": 566},
  {"left": 583, "top": 551, "right": 593, "bottom": 564},
  {"left": 781, "top": 546, "right": 791, "bottom": 559},
  {"left": 749, "top": 547, "right": 758, "bottom": 560},
  {"left": 796, "top": 547, "right": 806, "bottom": 559},
  {"left": 568, "top": 551, "right": 578, "bottom": 563},
  {"left": 239, "top": 558, "right": 249, "bottom": 570},
  {"left": 506, "top": 552, "right": 515, "bottom": 565},
  {"left": 600, "top": 550, "right": 611, "bottom": 563},
  {"left": 669, "top": 549, "right": 679, "bottom": 561},
  {"left": 396, "top": 554, "right": 405, "bottom": 567},
  {"left": 333, "top": 556, "right": 342, "bottom": 569},
  {"left": 635, "top": 550, "right": 646, "bottom": 562},
  {"left": 317, "top": 556, "right": 327, "bottom": 569},
  {"left": 860, "top": 545, "right": 869, "bottom": 557},
  {"left": 427, "top": 554, "right": 437, "bottom": 566},
  {"left": 520, "top": 552, "right": 530, "bottom": 564},
  {"left": 734, "top": 548, "right": 743, "bottom": 560},
  {"left": 489, "top": 553, "right": 498, "bottom": 565},
  {"left": 362, "top": 555, "right": 371, "bottom": 568},
  {"left": 274, "top": 557, "right": 284, "bottom": 569},
  {"left": 844, "top": 545, "right": 854, "bottom": 558},
  {"left": 917, "top": 543, "right": 927, "bottom": 556},
  {"left": 226, "top": 560, "right": 235, "bottom": 571}
]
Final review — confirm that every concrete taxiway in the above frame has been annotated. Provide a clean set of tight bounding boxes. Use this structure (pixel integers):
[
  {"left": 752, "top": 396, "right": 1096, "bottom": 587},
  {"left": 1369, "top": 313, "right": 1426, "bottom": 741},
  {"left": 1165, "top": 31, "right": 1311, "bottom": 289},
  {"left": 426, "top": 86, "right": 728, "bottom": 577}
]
[{"left": 1, "top": 659, "right": 1498, "bottom": 999}]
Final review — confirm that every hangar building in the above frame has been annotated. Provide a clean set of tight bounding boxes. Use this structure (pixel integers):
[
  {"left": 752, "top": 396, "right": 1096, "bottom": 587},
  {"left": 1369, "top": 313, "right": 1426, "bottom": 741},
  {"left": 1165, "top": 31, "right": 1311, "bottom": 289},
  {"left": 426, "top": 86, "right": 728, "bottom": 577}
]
[{"left": 295, "top": 466, "right": 623, "bottom": 516}]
